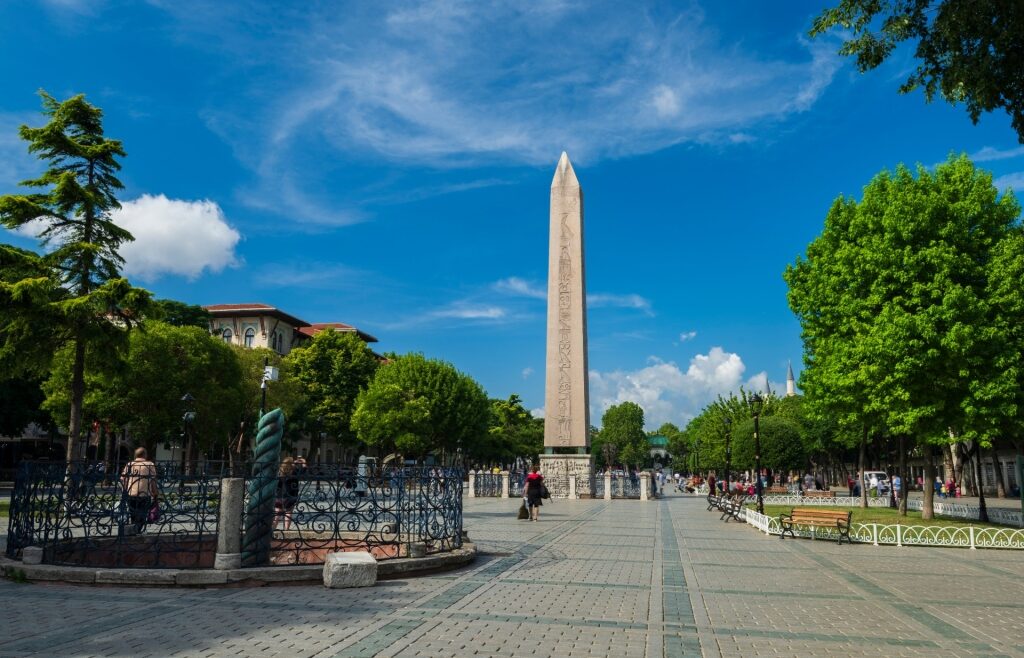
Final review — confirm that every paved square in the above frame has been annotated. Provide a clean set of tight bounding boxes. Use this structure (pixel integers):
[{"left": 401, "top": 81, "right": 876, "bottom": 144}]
[{"left": 2, "top": 495, "right": 1023, "bottom": 657}]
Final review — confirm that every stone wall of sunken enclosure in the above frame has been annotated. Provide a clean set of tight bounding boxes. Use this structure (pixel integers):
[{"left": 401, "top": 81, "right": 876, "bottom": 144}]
[{"left": 5, "top": 461, "right": 464, "bottom": 569}]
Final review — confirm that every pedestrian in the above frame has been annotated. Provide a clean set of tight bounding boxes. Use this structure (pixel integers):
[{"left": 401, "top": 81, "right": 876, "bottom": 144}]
[
  {"left": 892, "top": 473, "right": 903, "bottom": 505},
  {"left": 275, "top": 456, "right": 300, "bottom": 530},
  {"left": 803, "top": 472, "right": 814, "bottom": 492},
  {"left": 121, "top": 447, "right": 158, "bottom": 535},
  {"left": 707, "top": 472, "right": 716, "bottom": 496},
  {"left": 847, "top": 475, "right": 855, "bottom": 497},
  {"left": 524, "top": 464, "right": 545, "bottom": 521}
]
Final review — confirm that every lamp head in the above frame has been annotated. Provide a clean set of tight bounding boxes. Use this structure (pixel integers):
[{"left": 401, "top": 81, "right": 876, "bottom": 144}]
[{"left": 749, "top": 392, "right": 764, "bottom": 416}]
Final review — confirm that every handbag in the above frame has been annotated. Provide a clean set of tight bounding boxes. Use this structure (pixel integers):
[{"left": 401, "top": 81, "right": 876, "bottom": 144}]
[
  {"left": 517, "top": 501, "right": 530, "bottom": 520},
  {"left": 541, "top": 484, "right": 550, "bottom": 499},
  {"left": 147, "top": 501, "right": 161, "bottom": 523}
]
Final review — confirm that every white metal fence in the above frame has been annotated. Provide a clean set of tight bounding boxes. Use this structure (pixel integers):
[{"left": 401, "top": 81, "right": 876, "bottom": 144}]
[{"left": 741, "top": 507, "right": 1024, "bottom": 549}]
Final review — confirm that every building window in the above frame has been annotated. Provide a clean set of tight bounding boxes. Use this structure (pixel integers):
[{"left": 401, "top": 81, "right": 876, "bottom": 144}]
[
  {"left": 270, "top": 331, "right": 278, "bottom": 351},
  {"left": 222, "top": 328, "right": 233, "bottom": 343},
  {"left": 244, "top": 328, "right": 255, "bottom": 348}
]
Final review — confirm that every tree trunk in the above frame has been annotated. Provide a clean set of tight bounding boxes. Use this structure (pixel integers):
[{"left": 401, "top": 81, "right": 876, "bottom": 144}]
[
  {"left": 66, "top": 335, "right": 87, "bottom": 463},
  {"left": 922, "top": 449, "right": 935, "bottom": 520},
  {"left": 942, "top": 443, "right": 955, "bottom": 482},
  {"left": 859, "top": 426, "right": 868, "bottom": 509},
  {"left": 974, "top": 447, "right": 989, "bottom": 523},
  {"left": 991, "top": 446, "right": 1007, "bottom": 498},
  {"left": 898, "top": 435, "right": 907, "bottom": 516}
]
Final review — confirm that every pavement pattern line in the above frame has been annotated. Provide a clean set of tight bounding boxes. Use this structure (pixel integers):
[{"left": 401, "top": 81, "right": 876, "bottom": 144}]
[{"left": 3, "top": 495, "right": 1024, "bottom": 657}]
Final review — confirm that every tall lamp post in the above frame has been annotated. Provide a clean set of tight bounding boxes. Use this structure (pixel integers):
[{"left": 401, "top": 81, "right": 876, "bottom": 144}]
[
  {"left": 749, "top": 392, "right": 764, "bottom": 514},
  {"left": 724, "top": 417, "right": 732, "bottom": 492},
  {"left": 181, "top": 393, "right": 197, "bottom": 475}
]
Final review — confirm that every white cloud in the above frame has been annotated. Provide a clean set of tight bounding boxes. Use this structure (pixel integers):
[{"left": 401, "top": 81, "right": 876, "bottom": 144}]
[
  {"left": 113, "top": 194, "right": 241, "bottom": 281},
  {"left": 587, "top": 293, "right": 653, "bottom": 316},
  {"left": 994, "top": 172, "right": 1024, "bottom": 193},
  {"left": 494, "top": 277, "right": 546, "bottom": 299},
  {"left": 433, "top": 305, "right": 505, "bottom": 320},
  {"left": 0, "top": 112, "right": 40, "bottom": 189},
  {"left": 531, "top": 407, "right": 545, "bottom": 419},
  {"left": 589, "top": 346, "right": 747, "bottom": 429},
  {"left": 521, "top": 367, "right": 534, "bottom": 379},
  {"left": 679, "top": 331, "right": 697, "bottom": 342},
  {"left": 156, "top": 1, "right": 844, "bottom": 217},
  {"left": 971, "top": 146, "right": 1024, "bottom": 162},
  {"left": 651, "top": 85, "right": 681, "bottom": 118}
]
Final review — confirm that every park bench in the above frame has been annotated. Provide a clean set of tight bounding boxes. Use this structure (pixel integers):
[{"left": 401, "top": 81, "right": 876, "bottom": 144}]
[
  {"left": 765, "top": 486, "right": 789, "bottom": 495},
  {"left": 803, "top": 490, "right": 835, "bottom": 498},
  {"left": 719, "top": 494, "right": 749, "bottom": 522},
  {"left": 779, "top": 508, "right": 852, "bottom": 544},
  {"left": 706, "top": 493, "right": 724, "bottom": 511}
]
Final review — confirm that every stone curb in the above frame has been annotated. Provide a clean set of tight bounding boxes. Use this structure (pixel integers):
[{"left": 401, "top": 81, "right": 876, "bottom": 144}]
[{"left": 0, "top": 543, "right": 476, "bottom": 587}]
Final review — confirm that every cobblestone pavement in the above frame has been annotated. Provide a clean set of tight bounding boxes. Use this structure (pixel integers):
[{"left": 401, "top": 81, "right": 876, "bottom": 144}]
[{"left": 2, "top": 495, "right": 1023, "bottom": 657}]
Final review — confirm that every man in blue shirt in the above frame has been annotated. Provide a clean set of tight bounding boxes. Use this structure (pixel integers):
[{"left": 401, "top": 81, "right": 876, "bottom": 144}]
[{"left": 892, "top": 474, "right": 903, "bottom": 506}]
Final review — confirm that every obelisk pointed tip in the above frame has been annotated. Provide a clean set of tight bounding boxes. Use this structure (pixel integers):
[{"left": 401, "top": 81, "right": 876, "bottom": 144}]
[{"left": 552, "top": 151, "right": 579, "bottom": 187}]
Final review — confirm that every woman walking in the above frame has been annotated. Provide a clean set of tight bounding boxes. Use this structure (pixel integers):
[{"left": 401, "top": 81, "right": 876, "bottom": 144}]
[
  {"left": 525, "top": 465, "right": 545, "bottom": 522},
  {"left": 275, "top": 457, "right": 300, "bottom": 530}
]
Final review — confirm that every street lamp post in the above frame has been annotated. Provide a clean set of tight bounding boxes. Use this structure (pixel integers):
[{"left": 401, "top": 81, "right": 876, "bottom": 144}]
[
  {"left": 181, "top": 393, "right": 197, "bottom": 476},
  {"left": 749, "top": 392, "right": 764, "bottom": 514},
  {"left": 724, "top": 417, "right": 732, "bottom": 493}
]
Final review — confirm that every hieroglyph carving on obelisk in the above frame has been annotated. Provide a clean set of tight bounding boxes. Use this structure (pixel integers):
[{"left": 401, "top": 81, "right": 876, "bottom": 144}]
[{"left": 544, "top": 152, "right": 590, "bottom": 449}]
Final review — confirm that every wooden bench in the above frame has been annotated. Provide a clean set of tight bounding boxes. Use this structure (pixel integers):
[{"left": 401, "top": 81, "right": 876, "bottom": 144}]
[
  {"left": 765, "top": 486, "right": 789, "bottom": 495},
  {"left": 803, "top": 490, "right": 835, "bottom": 498},
  {"left": 719, "top": 494, "right": 749, "bottom": 522},
  {"left": 779, "top": 508, "right": 852, "bottom": 544},
  {"left": 706, "top": 493, "right": 723, "bottom": 511}
]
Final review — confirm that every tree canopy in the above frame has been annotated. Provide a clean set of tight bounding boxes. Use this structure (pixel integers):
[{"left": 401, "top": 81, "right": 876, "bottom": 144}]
[
  {"left": 810, "top": 0, "right": 1024, "bottom": 142},
  {"left": 0, "top": 92, "right": 154, "bottom": 461},
  {"left": 600, "top": 402, "right": 648, "bottom": 469}
]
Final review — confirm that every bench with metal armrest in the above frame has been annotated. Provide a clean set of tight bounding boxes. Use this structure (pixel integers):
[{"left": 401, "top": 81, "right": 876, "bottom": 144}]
[{"left": 779, "top": 508, "right": 852, "bottom": 544}]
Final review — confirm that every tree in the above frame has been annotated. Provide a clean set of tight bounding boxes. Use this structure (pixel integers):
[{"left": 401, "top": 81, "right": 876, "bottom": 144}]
[
  {"left": 0, "top": 92, "right": 154, "bottom": 462},
  {"left": 351, "top": 353, "right": 489, "bottom": 462},
  {"left": 42, "top": 322, "right": 244, "bottom": 461},
  {"left": 786, "top": 155, "right": 1021, "bottom": 516},
  {"left": 732, "top": 416, "right": 806, "bottom": 474},
  {"left": 811, "top": 1, "right": 1024, "bottom": 142},
  {"left": 153, "top": 299, "right": 211, "bottom": 328},
  {"left": 284, "top": 329, "right": 379, "bottom": 458},
  {"left": 601, "top": 402, "right": 648, "bottom": 470},
  {"left": 482, "top": 395, "right": 543, "bottom": 465}
]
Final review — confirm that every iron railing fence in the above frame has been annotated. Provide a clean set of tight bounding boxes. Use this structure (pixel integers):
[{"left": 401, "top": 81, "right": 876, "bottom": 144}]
[
  {"left": 5, "top": 460, "right": 225, "bottom": 568},
  {"left": 241, "top": 464, "right": 463, "bottom": 566},
  {"left": 508, "top": 471, "right": 526, "bottom": 497},
  {"left": 473, "top": 472, "right": 503, "bottom": 497}
]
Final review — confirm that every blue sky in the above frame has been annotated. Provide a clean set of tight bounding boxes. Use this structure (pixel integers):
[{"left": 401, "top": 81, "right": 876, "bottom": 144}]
[{"left": 2, "top": 1, "right": 1022, "bottom": 429}]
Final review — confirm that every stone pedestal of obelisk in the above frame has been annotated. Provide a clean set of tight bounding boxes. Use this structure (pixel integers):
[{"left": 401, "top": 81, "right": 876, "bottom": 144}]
[{"left": 540, "top": 152, "right": 594, "bottom": 498}]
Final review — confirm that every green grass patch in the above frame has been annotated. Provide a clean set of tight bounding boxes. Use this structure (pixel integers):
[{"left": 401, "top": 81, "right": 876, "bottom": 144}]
[
  {"left": 0, "top": 499, "right": 8, "bottom": 517},
  {"left": 753, "top": 504, "right": 1010, "bottom": 531}
]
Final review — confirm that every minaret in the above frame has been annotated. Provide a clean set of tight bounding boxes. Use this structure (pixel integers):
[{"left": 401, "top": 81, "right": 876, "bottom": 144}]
[
  {"left": 786, "top": 361, "right": 796, "bottom": 397},
  {"left": 543, "top": 152, "right": 590, "bottom": 451}
]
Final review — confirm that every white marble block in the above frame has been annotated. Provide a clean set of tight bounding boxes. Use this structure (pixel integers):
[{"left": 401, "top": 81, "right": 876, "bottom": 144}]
[{"left": 323, "top": 551, "right": 377, "bottom": 588}]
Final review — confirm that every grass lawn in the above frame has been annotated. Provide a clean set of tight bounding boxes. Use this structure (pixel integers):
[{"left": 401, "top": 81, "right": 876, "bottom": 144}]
[
  {"left": 753, "top": 504, "right": 1012, "bottom": 531},
  {"left": 0, "top": 499, "right": 8, "bottom": 517}
]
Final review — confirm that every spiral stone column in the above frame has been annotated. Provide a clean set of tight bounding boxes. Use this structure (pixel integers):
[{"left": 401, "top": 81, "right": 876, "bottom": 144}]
[{"left": 241, "top": 408, "right": 285, "bottom": 567}]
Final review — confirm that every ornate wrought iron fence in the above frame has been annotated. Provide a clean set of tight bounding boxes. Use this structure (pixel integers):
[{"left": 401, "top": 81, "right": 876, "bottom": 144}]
[
  {"left": 242, "top": 464, "right": 463, "bottom": 566},
  {"left": 473, "top": 472, "right": 502, "bottom": 497},
  {"left": 508, "top": 471, "right": 525, "bottom": 497},
  {"left": 620, "top": 475, "right": 641, "bottom": 498},
  {"left": 5, "top": 460, "right": 225, "bottom": 568},
  {"left": 593, "top": 475, "right": 605, "bottom": 498}
]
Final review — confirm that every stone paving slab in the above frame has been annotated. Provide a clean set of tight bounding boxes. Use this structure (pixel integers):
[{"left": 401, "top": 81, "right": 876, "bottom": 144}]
[{"left": 2, "top": 494, "right": 1024, "bottom": 657}]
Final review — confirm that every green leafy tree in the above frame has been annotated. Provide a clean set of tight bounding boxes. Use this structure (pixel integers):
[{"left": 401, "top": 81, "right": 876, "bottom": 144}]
[
  {"left": 601, "top": 402, "right": 648, "bottom": 470},
  {"left": 481, "top": 394, "right": 543, "bottom": 464},
  {"left": 153, "top": 299, "right": 211, "bottom": 328},
  {"left": 786, "top": 155, "right": 1021, "bottom": 517},
  {"left": 0, "top": 92, "right": 154, "bottom": 462},
  {"left": 284, "top": 329, "right": 379, "bottom": 457},
  {"left": 43, "top": 322, "right": 244, "bottom": 460},
  {"left": 810, "top": 1, "right": 1024, "bottom": 142},
  {"left": 351, "top": 353, "right": 489, "bottom": 462},
  {"left": 732, "top": 416, "right": 806, "bottom": 474}
]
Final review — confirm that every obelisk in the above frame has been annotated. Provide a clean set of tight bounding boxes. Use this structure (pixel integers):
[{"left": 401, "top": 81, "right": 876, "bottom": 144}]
[{"left": 541, "top": 152, "right": 593, "bottom": 497}]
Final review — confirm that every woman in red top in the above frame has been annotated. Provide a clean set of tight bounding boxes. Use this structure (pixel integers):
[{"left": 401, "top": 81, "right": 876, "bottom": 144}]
[{"left": 525, "top": 465, "right": 544, "bottom": 521}]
